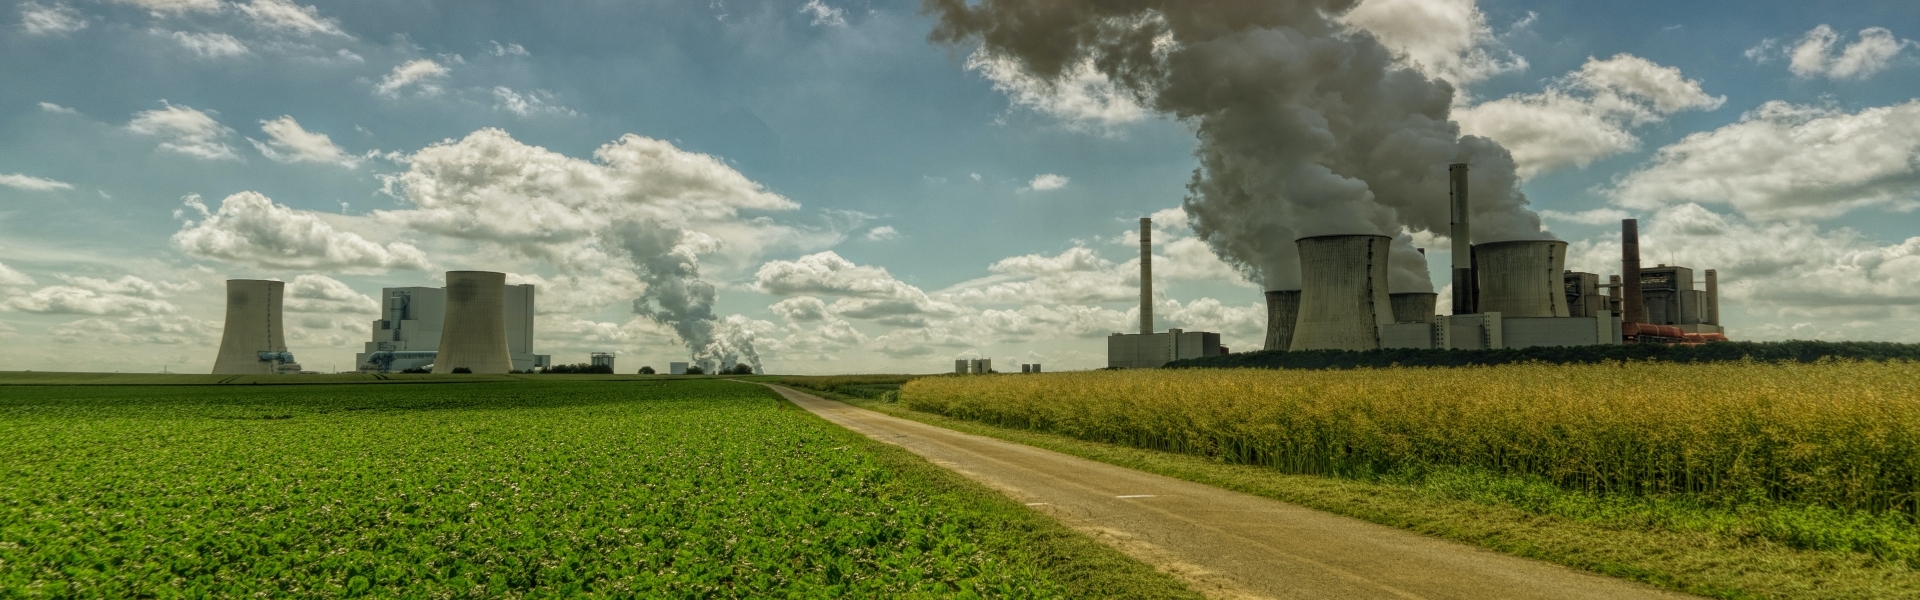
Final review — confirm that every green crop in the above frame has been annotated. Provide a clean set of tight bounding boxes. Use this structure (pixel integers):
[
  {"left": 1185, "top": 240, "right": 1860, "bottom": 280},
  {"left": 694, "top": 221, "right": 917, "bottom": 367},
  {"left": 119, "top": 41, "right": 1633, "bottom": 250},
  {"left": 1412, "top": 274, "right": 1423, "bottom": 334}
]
[{"left": 0, "top": 379, "right": 1072, "bottom": 597}]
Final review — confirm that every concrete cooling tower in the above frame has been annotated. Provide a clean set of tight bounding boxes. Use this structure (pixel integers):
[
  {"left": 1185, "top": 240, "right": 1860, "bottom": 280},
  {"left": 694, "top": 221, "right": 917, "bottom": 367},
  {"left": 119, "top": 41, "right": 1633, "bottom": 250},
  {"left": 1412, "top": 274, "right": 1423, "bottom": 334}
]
[
  {"left": 1263, "top": 290, "right": 1300, "bottom": 351},
  {"left": 1390, "top": 293, "right": 1437, "bottom": 324},
  {"left": 213, "top": 279, "right": 293, "bottom": 374},
  {"left": 1291, "top": 235, "right": 1392, "bottom": 351},
  {"left": 1475, "top": 241, "right": 1570, "bottom": 318},
  {"left": 434, "top": 271, "right": 512, "bottom": 374}
]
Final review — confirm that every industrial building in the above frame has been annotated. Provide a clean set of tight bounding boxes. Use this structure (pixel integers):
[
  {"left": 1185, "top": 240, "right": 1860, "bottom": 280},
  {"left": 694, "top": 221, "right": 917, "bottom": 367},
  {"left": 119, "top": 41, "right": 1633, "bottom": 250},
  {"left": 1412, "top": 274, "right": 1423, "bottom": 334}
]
[
  {"left": 355, "top": 273, "right": 550, "bottom": 373},
  {"left": 954, "top": 358, "right": 994, "bottom": 374},
  {"left": 1263, "top": 163, "right": 1724, "bottom": 352},
  {"left": 591, "top": 352, "right": 615, "bottom": 371},
  {"left": 212, "top": 279, "right": 301, "bottom": 374},
  {"left": 1109, "top": 217, "right": 1228, "bottom": 368},
  {"left": 670, "top": 361, "right": 689, "bottom": 375}
]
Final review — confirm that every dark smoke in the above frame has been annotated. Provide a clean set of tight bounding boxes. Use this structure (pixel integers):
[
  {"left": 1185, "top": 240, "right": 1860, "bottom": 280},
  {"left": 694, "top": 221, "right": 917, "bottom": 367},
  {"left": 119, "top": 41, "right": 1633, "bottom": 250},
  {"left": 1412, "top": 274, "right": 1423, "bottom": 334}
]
[
  {"left": 927, "top": 0, "right": 1550, "bottom": 292},
  {"left": 613, "top": 223, "right": 763, "bottom": 374}
]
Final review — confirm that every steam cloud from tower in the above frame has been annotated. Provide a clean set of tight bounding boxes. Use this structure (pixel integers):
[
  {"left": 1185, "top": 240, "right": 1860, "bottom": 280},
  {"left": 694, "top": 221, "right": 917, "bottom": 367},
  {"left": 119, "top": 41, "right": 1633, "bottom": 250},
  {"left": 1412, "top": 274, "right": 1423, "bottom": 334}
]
[{"left": 927, "top": 0, "right": 1551, "bottom": 292}]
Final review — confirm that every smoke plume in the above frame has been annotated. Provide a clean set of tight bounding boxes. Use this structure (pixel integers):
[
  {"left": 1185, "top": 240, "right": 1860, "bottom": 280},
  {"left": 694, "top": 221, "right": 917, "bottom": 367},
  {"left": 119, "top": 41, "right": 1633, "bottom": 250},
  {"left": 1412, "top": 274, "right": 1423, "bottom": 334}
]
[{"left": 927, "top": 0, "right": 1550, "bottom": 292}]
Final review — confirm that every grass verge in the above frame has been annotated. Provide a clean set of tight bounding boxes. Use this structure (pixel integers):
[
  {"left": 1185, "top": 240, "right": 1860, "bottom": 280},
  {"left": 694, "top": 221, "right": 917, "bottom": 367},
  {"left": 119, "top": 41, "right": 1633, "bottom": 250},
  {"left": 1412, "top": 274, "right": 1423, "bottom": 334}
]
[{"left": 814, "top": 389, "right": 1920, "bottom": 600}]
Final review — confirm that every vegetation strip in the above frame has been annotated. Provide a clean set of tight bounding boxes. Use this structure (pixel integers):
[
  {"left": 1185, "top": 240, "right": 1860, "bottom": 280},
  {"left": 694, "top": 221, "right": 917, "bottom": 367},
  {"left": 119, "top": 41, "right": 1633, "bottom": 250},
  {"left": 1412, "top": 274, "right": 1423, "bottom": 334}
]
[
  {"left": 0, "top": 378, "right": 1195, "bottom": 598},
  {"left": 1167, "top": 340, "right": 1920, "bottom": 370},
  {"left": 776, "top": 370, "right": 1920, "bottom": 600}
]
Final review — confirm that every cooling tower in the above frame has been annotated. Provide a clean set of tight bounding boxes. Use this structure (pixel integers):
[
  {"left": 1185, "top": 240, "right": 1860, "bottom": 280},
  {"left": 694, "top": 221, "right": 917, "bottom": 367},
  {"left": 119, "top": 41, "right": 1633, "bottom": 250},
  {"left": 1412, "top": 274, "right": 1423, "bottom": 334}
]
[
  {"left": 434, "top": 271, "right": 512, "bottom": 374},
  {"left": 1449, "top": 163, "right": 1474, "bottom": 315},
  {"left": 1622, "top": 219, "right": 1647, "bottom": 324},
  {"left": 1389, "top": 292, "right": 1438, "bottom": 324},
  {"left": 1474, "top": 241, "right": 1570, "bottom": 318},
  {"left": 1263, "top": 290, "right": 1301, "bottom": 351},
  {"left": 1291, "top": 235, "right": 1392, "bottom": 351},
  {"left": 212, "top": 279, "right": 290, "bottom": 374}
]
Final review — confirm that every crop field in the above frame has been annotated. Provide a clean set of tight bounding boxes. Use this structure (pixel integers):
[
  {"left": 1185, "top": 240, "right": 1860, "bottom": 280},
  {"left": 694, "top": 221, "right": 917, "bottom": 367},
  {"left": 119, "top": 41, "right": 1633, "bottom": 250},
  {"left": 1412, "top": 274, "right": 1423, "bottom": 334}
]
[{"left": 0, "top": 378, "right": 1180, "bottom": 598}]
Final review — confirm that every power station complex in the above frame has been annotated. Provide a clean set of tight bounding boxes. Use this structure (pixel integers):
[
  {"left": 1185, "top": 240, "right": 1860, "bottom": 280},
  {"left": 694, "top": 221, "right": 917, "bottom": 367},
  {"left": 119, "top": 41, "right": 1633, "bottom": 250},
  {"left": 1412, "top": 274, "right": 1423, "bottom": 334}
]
[
  {"left": 209, "top": 271, "right": 552, "bottom": 374},
  {"left": 1111, "top": 163, "right": 1727, "bottom": 368}
]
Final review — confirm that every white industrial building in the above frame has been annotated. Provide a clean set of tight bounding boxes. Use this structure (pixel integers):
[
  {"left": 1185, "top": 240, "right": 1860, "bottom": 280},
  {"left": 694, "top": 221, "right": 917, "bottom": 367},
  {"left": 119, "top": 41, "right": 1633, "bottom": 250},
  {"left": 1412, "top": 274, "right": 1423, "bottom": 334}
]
[
  {"left": 1109, "top": 217, "right": 1228, "bottom": 368},
  {"left": 355, "top": 278, "right": 550, "bottom": 373}
]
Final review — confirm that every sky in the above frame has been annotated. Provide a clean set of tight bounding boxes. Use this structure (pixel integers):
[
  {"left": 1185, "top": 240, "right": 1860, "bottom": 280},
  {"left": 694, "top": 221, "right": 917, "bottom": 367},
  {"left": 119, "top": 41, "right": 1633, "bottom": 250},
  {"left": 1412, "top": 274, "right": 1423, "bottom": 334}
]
[{"left": 1, "top": 0, "right": 1917, "bottom": 374}]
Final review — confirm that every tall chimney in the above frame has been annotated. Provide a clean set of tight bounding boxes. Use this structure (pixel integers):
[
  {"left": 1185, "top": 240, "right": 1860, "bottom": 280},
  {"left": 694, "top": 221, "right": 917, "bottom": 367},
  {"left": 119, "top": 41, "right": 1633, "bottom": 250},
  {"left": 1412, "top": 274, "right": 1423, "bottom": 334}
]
[
  {"left": 1622, "top": 219, "right": 1646, "bottom": 324},
  {"left": 1705, "top": 269, "right": 1719, "bottom": 325},
  {"left": 1140, "top": 217, "right": 1152, "bottom": 335},
  {"left": 1449, "top": 163, "right": 1473, "bottom": 314}
]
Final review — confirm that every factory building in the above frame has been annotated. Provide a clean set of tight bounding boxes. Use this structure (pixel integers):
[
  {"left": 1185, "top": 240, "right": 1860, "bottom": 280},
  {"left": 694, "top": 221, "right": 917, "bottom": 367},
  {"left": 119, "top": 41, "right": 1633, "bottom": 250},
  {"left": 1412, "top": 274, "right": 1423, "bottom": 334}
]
[
  {"left": 1264, "top": 163, "right": 1725, "bottom": 353},
  {"left": 212, "top": 279, "right": 301, "bottom": 374},
  {"left": 591, "top": 352, "right": 615, "bottom": 371},
  {"left": 954, "top": 358, "right": 995, "bottom": 374},
  {"left": 1109, "top": 217, "right": 1227, "bottom": 368},
  {"left": 355, "top": 274, "right": 550, "bottom": 373}
]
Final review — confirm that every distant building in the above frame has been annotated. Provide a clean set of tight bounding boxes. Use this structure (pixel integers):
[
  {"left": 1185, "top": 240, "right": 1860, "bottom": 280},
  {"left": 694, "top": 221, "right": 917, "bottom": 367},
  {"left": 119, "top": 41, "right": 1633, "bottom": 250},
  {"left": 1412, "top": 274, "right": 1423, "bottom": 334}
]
[
  {"left": 670, "top": 361, "right": 689, "bottom": 375},
  {"left": 355, "top": 283, "right": 551, "bottom": 372},
  {"left": 1109, "top": 329, "right": 1222, "bottom": 369},
  {"left": 590, "top": 352, "right": 615, "bottom": 371}
]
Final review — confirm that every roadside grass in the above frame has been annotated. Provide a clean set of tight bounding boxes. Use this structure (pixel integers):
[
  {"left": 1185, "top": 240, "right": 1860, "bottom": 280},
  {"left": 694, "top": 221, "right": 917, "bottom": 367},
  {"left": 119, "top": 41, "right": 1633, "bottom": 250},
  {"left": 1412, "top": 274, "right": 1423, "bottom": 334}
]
[
  {"left": 815, "top": 388, "right": 1920, "bottom": 600},
  {"left": 0, "top": 379, "right": 1198, "bottom": 599}
]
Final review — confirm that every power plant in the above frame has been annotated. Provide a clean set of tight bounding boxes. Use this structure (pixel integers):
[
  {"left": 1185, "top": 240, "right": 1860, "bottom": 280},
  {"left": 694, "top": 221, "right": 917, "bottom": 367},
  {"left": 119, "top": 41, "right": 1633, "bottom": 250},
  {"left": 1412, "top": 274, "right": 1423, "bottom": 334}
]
[
  {"left": 1266, "top": 163, "right": 1726, "bottom": 353},
  {"left": 1109, "top": 217, "right": 1227, "bottom": 368},
  {"left": 354, "top": 272, "right": 550, "bottom": 373},
  {"left": 212, "top": 279, "right": 301, "bottom": 374}
]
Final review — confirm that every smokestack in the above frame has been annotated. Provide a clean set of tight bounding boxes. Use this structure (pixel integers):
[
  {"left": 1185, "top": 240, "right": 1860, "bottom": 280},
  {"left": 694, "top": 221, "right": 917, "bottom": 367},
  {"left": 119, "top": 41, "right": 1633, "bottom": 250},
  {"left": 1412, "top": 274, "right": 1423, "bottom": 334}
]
[
  {"left": 1140, "top": 217, "right": 1152, "bottom": 335},
  {"left": 1449, "top": 164, "right": 1474, "bottom": 315},
  {"left": 1263, "top": 290, "right": 1301, "bottom": 351},
  {"left": 1622, "top": 219, "right": 1646, "bottom": 324},
  {"left": 213, "top": 279, "right": 289, "bottom": 374},
  {"left": 1475, "top": 241, "right": 1571, "bottom": 318},
  {"left": 1705, "top": 269, "right": 1720, "bottom": 325},
  {"left": 435, "top": 271, "right": 512, "bottom": 374},
  {"left": 1291, "top": 235, "right": 1392, "bottom": 351}
]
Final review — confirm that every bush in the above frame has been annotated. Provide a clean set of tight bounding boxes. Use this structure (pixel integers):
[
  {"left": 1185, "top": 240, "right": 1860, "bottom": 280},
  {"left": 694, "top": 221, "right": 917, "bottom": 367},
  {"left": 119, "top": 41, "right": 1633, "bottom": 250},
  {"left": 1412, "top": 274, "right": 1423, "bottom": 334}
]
[
  {"left": 684, "top": 365, "right": 705, "bottom": 375},
  {"left": 541, "top": 363, "right": 614, "bottom": 374},
  {"left": 724, "top": 363, "right": 755, "bottom": 375},
  {"left": 451, "top": 367, "right": 472, "bottom": 374},
  {"left": 1165, "top": 340, "right": 1920, "bottom": 370},
  {"left": 639, "top": 366, "right": 656, "bottom": 374},
  {"left": 400, "top": 367, "right": 431, "bottom": 374}
]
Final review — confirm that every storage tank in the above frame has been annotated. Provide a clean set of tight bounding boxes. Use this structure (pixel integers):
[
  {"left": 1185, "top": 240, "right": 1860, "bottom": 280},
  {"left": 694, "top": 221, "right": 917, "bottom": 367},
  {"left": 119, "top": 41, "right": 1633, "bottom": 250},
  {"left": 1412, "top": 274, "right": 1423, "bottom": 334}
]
[
  {"left": 1263, "top": 290, "right": 1301, "bottom": 351},
  {"left": 1291, "top": 235, "right": 1392, "bottom": 351},
  {"left": 1474, "top": 240, "right": 1570, "bottom": 318},
  {"left": 212, "top": 279, "right": 290, "bottom": 374},
  {"left": 434, "top": 271, "right": 512, "bottom": 374},
  {"left": 1389, "top": 292, "right": 1437, "bottom": 324}
]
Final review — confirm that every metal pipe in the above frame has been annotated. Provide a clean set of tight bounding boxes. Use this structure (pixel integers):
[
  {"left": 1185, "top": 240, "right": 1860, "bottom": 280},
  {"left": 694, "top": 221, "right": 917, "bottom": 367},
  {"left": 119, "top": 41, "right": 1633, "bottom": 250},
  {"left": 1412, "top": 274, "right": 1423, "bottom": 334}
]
[
  {"left": 1622, "top": 219, "right": 1646, "bottom": 324},
  {"left": 1449, "top": 163, "right": 1473, "bottom": 314},
  {"left": 1140, "top": 217, "right": 1153, "bottom": 335}
]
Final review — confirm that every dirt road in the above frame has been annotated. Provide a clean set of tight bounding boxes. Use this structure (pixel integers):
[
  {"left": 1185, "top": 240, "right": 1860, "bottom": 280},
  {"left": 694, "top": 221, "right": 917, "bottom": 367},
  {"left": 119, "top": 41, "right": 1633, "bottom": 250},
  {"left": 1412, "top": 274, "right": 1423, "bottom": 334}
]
[{"left": 766, "top": 384, "right": 1693, "bottom": 600}]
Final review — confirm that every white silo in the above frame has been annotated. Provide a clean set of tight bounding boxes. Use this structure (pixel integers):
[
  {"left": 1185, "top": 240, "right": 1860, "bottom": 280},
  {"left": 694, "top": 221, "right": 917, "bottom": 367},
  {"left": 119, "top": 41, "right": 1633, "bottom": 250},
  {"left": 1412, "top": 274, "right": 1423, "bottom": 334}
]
[
  {"left": 1290, "top": 235, "right": 1392, "bottom": 351},
  {"left": 1474, "top": 241, "right": 1570, "bottom": 318},
  {"left": 1263, "top": 290, "right": 1300, "bottom": 351},
  {"left": 1389, "top": 292, "right": 1437, "bottom": 324},
  {"left": 213, "top": 279, "right": 293, "bottom": 374},
  {"left": 433, "top": 271, "right": 512, "bottom": 374}
]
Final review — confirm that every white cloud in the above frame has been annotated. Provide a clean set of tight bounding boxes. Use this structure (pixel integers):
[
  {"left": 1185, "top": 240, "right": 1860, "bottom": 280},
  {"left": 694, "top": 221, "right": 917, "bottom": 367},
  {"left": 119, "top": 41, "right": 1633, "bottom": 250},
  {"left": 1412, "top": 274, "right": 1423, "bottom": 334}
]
[
  {"left": 754, "top": 251, "right": 964, "bottom": 319},
  {"left": 505, "top": 271, "right": 646, "bottom": 315},
  {"left": 0, "top": 262, "right": 36, "bottom": 286},
  {"left": 0, "top": 173, "right": 74, "bottom": 191},
  {"left": 49, "top": 315, "right": 217, "bottom": 345},
  {"left": 19, "top": 2, "right": 87, "bottom": 35},
  {"left": 1342, "top": 0, "right": 1528, "bottom": 86},
  {"left": 38, "top": 102, "right": 77, "bottom": 114},
  {"left": 1540, "top": 208, "right": 1632, "bottom": 226},
  {"left": 944, "top": 247, "right": 1134, "bottom": 305},
  {"left": 127, "top": 102, "right": 238, "bottom": 160},
  {"left": 1611, "top": 100, "right": 1920, "bottom": 220},
  {"left": 967, "top": 49, "right": 1146, "bottom": 130},
  {"left": 863, "top": 225, "right": 900, "bottom": 241},
  {"left": 284, "top": 274, "right": 376, "bottom": 314},
  {"left": 491, "top": 87, "right": 575, "bottom": 117},
  {"left": 488, "top": 40, "right": 528, "bottom": 57},
  {"left": 236, "top": 0, "right": 347, "bottom": 37},
  {"left": 770, "top": 296, "right": 833, "bottom": 322},
  {"left": 1455, "top": 54, "right": 1723, "bottom": 178},
  {"left": 250, "top": 116, "right": 355, "bottom": 167},
  {"left": 978, "top": 304, "right": 1129, "bottom": 339},
  {"left": 1163, "top": 297, "right": 1266, "bottom": 338},
  {"left": 4, "top": 278, "right": 181, "bottom": 316},
  {"left": 172, "top": 192, "right": 431, "bottom": 271},
  {"left": 1786, "top": 25, "right": 1912, "bottom": 80},
  {"left": 374, "top": 59, "right": 450, "bottom": 98},
  {"left": 108, "top": 0, "right": 221, "bottom": 15},
  {"left": 170, "top": 30, "right": 248, "bottom": 58},
  {"left": 799, "top": 0, "right": 844, "bottom": 27},
  {"left": 1023, "top": 173, "right": 1069, "bottom": 192}
]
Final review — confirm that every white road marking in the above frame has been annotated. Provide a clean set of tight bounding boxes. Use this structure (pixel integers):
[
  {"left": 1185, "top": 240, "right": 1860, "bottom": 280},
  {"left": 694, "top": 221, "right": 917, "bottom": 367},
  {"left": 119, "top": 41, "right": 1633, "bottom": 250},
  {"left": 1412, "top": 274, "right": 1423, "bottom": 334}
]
[{"left": 1116, "top": 495, "right": 1157, "bottom": 499}]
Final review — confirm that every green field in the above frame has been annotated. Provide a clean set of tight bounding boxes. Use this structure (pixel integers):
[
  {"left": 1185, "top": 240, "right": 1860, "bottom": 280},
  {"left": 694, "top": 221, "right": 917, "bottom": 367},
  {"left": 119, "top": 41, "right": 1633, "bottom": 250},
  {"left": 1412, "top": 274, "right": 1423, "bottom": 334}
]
[{"left": 0, "top": 378, "right": 1194, "bottom": 598}]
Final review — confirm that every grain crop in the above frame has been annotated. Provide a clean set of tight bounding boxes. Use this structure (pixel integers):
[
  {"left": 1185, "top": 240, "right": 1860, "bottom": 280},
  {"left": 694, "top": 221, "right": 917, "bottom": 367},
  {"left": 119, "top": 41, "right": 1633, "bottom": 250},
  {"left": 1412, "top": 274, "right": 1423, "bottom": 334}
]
[{"left": 902, "top": 361, "right": 1920, "bottom": 514}]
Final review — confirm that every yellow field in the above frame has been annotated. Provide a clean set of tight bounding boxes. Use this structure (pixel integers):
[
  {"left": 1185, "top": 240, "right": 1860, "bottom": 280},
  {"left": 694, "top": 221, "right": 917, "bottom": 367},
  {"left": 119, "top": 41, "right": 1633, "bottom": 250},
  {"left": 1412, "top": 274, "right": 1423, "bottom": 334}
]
[{"left": 901, "top": 362, "right": 1920, "bottom": 513}]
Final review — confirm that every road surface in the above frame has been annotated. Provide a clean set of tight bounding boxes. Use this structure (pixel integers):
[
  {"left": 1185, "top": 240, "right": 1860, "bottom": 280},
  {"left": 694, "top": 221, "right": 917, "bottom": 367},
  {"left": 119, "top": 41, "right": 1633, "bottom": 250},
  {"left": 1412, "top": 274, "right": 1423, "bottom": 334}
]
[{"left": 765, "top": 384, "right": 1693, "bottom": 600}]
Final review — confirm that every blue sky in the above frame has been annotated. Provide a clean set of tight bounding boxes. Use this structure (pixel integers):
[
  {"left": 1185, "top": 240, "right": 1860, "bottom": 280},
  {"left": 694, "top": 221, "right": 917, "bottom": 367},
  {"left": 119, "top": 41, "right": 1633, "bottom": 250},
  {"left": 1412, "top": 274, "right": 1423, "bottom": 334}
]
[{"left": 2, "top": 0, "right": 1917, "bottom": 373}]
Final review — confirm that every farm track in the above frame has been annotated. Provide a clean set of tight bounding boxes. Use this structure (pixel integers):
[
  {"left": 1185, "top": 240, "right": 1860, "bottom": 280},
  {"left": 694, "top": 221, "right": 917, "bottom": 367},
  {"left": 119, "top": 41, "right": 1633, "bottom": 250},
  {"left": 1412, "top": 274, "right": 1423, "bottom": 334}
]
[{"left": 766, "top": 384, "right": 1696, "bottom": 600}]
